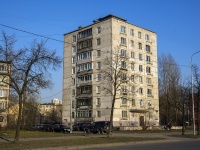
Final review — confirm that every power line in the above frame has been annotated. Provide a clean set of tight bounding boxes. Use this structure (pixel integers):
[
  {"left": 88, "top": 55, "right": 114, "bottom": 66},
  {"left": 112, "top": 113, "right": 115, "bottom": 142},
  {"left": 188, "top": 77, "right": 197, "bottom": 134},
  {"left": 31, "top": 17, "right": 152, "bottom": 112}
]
[{"left": 0, "top": 23, "right": 68, "bottom": 43}]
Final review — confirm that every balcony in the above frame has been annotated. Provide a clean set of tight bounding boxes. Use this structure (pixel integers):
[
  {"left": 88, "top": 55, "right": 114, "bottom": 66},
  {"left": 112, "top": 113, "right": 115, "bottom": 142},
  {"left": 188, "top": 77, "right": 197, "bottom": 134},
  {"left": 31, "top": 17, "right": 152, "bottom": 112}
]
[{"left": 79, "top": 106, "right": 92, "bottom": 109}]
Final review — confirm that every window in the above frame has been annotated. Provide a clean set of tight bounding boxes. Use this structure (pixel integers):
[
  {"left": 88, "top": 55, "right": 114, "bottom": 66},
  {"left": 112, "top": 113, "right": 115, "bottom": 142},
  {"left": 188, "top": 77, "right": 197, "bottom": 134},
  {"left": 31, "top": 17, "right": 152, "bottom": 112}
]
[
  {"left": 72, "top": 89, "right": 75, "bottom": 96},
  {"left": 72, "top": 57, "right": 75, "bottom": 64},
  {"left": 146, "top": 78, "right": 152, "bottom": 84},
  {"left": 139, "top": 54, "right": 142, "bottom": 61},
  {"left": 72, "top": 46, "right": 76, "bottom": 52},
  {"left": 121, "top": 74, "right": 127, "bottom": 80},
  {"left": 146, "top": 56, "right": 151, "bottom": 62},
  {"left": 138, "top": 31, "right": 141, "bottom": 38},
  {"left": 97, "top": 111, "right": 101, "bottom": 117},
  {"left": 121, "top": 26, "right": 126, "bottom": 33},
  {"left": 122, "top": 111, "right": 127, "bottom": 118},
  {"left": 146, "top": 45, "right": 150, "bottom": 52},
  {"left": 130, "top": 86, "right": 134, "bottom": 92},
  {"left": 139, "top": 88, "right": 143, "bottom": 94},
  {"left": 96, "top": 86, "right": 100, "bottom": 93},
  {"left": 146, "top": 66, "right": 151, "bottom": 73},
  {"left": 139, "top": 65, "right": 143, "bottom": 72},
  {"left": 131, "top": 51, "right": 134, "bottom": 58},
  {"left": 132, "top": 99, "right": 135, "bottom": 106},
  {"left": 72, "top": 35, "right": 76, "bottom": 42},
  {"left": 122, "top": 98, "right": 127, "bottom": 105},
  {"left": 72, "top": 112, "right": 75, "bottom": 118},
  {"left": 97, "top": 50, "right": 101, "bottom": 57},
  {"left": 97, "top": 27, "right": 101, "bottom": 34},
  {"left": 77, "top": 28, "right": 92, "bottom": 39},
  {"left": 77, "top": 110, "right": 92, "bottom": 118},
  {"left": 0, "top": 90, "right": 6, "bottom": 97},
  {"left": 97, "top": 62, "right": 101, "bottom": 70},
  {"left": 121, "top": 37, "right": 126, "bottom": 45},
  {"left": 138, "top": 43, "right": 142, "bottom": 50},
  {"left": 96, "top": 98, "right": 101, "bottom": 105},
  {"left": 140, "top": 100, "right": 144, "bottom": 106},
  {"left": 0, "top": 116, "right": 3, "bottom": 122},
  {"left": 0, "top": 65, "right": 7, "bottom": 72},
  {"left": 77, "top": 63, "right": 92, "bottom": 72},
  {"left": 121, "top": 49, "right": 126, "bottom": 57},
  {"left": 97, "top": 38, "right": 101, "bottom": 45},
  {"left": 130, "top": 29, "right": 134, "bottom": 36},
  {"left": 77, "top": 51, "right": 92, "bottom": 61},
  {"left": 131, "top": 63, "right": 134, "bottom": 71},
  {"left": 78, "top": 74, "right": 92, "bottom": 83},
  {"left": 0, "top": 103, "right": 4, "bottom": 109},
  {"left": 96, "top": 73, "right": 101, "bottom": 81},
  {"left": 145, "top": 34, "right": 149, "bottom": 41},
  {"left": 121, "top": 61, "right": 126, "bottom": 69},
  {"left": 147, "top": 100, "right": 152, "bottom": 107},
  {"left": 131, "top": 75, "right": 134, "bottom": 82},
  {"left": 139, "top": 76, "right": 143, "bottom": 83},
  {"left": 147, "top": 89, "right": 152, "bottom": 95},
  {"left": 121, "top": 85, "right": 127, "bottom": 93},
  {"left": 130, "top": 40, "right": 134, "bottom": 47},
  {"left": 72, "top": 78, "right": 75, "bottom": 85}
]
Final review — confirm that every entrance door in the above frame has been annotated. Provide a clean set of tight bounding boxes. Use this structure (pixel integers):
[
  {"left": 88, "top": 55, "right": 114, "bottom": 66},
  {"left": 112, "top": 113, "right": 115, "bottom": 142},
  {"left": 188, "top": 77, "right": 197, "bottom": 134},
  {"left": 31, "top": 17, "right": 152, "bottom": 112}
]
[{"left": 139, "top": 116, "right": 144, "bottom": 126}]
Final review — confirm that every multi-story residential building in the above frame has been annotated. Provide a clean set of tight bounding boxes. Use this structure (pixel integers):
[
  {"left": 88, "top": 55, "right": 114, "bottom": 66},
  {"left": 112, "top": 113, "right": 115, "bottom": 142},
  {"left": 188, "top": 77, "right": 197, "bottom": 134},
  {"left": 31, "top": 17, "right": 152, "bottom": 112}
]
[
  {"left": 0, "top": 61, "right": 11, "bottom": 127},
  {"left": 62, "top": 15, "right": 159, "bottom": 129},
  {"left": 52, "top": 98, "right": 62, "bottom": 105}
]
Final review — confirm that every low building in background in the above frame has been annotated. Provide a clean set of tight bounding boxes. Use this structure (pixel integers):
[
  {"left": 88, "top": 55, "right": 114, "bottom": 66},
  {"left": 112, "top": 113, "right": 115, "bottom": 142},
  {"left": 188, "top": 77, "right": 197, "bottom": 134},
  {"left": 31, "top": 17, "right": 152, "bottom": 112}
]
[{"left": 39, "top": 98, "right": 62, "bottom": 124}]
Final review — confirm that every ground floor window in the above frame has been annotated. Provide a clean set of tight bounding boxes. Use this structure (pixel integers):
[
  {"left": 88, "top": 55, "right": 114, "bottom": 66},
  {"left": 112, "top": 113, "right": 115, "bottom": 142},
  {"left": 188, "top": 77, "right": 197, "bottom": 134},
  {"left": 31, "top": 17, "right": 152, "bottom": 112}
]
[
  {"left": 77, "top": 110, "right": 91, "bottom": 118},
  {"left": 0, "top": 116, "right": 3, "bottom": 122}
]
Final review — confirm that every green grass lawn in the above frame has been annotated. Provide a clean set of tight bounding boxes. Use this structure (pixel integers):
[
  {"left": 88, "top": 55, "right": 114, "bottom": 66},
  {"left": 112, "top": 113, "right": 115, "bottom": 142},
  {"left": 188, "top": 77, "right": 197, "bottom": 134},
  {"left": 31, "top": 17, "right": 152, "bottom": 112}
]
[
  {"left": 0, "top": 130, "right": 165, "bottom": 150},
  {"left": 0, "top": 130, "right": 79, "bottom": 138},
  {"left": 0, "top": 136, "right": 163, "bottom": 150},
  {"left": 0, "top": 129, "right": 199, "bottom": 150}
]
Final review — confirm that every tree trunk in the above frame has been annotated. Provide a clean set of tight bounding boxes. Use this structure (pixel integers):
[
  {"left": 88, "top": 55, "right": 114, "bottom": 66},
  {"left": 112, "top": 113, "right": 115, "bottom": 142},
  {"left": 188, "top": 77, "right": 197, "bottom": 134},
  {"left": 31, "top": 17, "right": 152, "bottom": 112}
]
[
  {"left": 107, "top": 95, "right": 116, "bottom": 138},
  {"left": 14, "top": 94, "right": 23, "bottom": 142}
]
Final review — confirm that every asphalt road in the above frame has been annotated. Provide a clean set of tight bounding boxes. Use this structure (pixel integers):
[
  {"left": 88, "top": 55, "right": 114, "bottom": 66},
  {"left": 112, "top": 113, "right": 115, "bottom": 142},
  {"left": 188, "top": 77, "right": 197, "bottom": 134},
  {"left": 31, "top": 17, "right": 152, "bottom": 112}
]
[{"left": 85, "top": 140, "right": 200, "bottom": 150}]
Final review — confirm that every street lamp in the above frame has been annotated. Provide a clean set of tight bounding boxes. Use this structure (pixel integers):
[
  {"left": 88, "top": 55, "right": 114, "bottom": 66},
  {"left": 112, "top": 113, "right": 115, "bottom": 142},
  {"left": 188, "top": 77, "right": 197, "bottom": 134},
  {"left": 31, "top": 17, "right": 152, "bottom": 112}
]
[{"left": 190, "top": 50, "right": 200, "bottom": 135}]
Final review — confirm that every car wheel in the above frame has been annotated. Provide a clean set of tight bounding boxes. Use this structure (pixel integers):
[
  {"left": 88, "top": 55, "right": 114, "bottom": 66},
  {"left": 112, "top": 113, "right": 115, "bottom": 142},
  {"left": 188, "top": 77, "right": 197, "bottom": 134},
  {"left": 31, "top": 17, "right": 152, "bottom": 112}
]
[
  {"left": 84, "top": 129, "right": 89, "bottom": 133},
  {"left": 97, "top": 129, "right": 102, "bottom": 134}
]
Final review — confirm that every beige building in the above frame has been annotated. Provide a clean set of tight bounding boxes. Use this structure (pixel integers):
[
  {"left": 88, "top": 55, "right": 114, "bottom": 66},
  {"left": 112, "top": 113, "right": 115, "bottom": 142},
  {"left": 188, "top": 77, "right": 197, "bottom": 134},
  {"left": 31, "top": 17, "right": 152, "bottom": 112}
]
[
  {"left": 0, "top": 61, "right": 11, "bottom": 127},
  {"left": 62, "top": 15, "right": 159, "bottom": 129}
]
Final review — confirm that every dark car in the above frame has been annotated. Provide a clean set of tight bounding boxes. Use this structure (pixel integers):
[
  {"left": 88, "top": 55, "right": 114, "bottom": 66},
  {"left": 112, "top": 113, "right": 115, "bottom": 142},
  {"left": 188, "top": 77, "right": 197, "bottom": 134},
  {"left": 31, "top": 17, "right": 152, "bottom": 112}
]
[
  {"left": 52, "top": 124, "right": 70, "bottom": 133},
  {"left": 84, "top": 121, "right": 110, "bottom": 134},
  {"left": 43, "top": 124, "right": 54, "bottom": 132},
  {"left": 73, "top": 122, "right": 90, "bottom": 131}
]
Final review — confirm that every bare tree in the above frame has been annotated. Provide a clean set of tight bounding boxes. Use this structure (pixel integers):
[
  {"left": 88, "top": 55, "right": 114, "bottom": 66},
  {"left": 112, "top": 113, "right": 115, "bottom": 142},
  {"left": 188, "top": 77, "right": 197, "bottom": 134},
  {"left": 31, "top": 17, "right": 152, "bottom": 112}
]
[
  {"left": 22, "top": 94, "right": 40, "bottom": 130},
  {"left": 159, "top": 53, "right": 181, "bottom": 126},
  {"left": 100, "top": 47, "right": 137, "bottom": 137},
  {"left": 0, "top": 31, "right": 62, "bottom": 142}
]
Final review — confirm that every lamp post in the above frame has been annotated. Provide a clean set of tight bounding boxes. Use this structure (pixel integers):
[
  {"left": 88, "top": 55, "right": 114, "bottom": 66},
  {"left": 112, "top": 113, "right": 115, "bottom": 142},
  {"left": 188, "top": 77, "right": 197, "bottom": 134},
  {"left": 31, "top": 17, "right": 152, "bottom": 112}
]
[{"left": 190, "top": 50, "right": 200, "bottom": 135}]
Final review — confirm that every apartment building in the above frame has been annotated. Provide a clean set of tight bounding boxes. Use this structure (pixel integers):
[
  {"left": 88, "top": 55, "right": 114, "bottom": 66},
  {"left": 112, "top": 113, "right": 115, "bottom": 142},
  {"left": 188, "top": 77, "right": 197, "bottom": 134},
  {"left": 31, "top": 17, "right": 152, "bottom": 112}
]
[
  {"left": 62, "top": 15, "right": 159, "bottom": 128},
  {"left": 0, "top": 61, "right": 11, "bottom": 127}
]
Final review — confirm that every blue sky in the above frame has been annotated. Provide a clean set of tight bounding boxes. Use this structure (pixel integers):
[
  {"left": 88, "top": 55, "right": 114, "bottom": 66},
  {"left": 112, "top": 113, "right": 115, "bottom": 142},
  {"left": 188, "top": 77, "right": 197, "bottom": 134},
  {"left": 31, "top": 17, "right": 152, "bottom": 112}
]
[{"left": 1, "top": 0, "right": 200, "bottom": 103}]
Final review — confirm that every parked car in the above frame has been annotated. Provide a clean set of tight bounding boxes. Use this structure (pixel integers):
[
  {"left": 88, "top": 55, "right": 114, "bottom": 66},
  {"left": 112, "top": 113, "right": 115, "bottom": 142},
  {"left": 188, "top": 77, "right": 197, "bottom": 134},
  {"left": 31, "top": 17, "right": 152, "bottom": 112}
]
[
  {"left": 73, "top": 122, "right": 90, "bottom": 131},
  {"left": 84, "top": 121, "right": 110, "bottom": 134},
  {"left": 52, "top": 124, "right": 70, "bottom": 133},
  {"left": 43, "top": 124, "right": 54, "bottom": 132}
]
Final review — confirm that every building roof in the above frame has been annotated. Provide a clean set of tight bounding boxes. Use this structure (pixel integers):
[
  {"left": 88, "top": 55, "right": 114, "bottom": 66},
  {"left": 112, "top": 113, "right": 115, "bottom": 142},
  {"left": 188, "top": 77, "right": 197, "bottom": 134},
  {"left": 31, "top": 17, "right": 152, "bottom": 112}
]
[
  {"left": 0, "top": 60, "right": 11, "bottom": 64},
  {"left": 64, "top": 14, "right": 155, "bottom": 36},
  {"left": 94, "top": 14, "right": 126, "bottom": 23}
]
